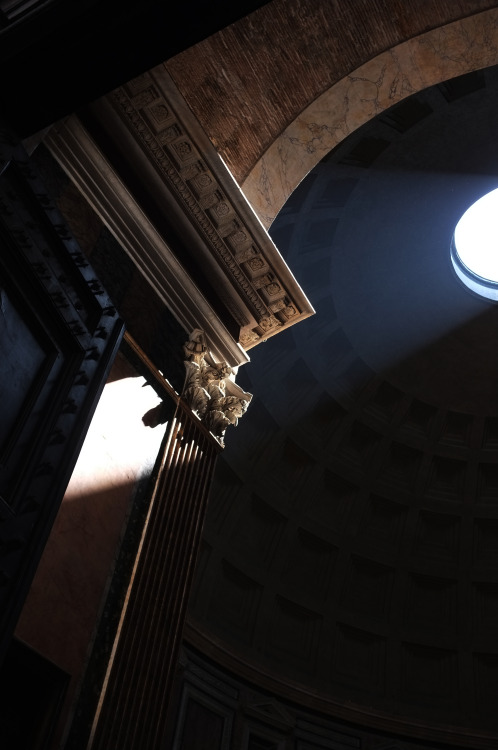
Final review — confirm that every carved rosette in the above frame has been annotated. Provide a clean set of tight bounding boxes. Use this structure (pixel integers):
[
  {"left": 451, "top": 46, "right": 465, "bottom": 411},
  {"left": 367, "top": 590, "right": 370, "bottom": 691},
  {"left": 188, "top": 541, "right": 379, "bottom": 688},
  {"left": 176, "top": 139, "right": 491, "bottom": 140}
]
[{"left": 182, "top": 330, "right": 252, "bottom": 444}]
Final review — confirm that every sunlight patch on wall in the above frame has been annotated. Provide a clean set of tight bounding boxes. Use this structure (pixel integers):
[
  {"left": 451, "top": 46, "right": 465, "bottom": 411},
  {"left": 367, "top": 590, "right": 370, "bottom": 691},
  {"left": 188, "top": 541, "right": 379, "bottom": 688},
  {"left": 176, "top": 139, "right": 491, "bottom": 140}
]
[{"left": 64, "top": 376, "right": 164, "bottom": 501}]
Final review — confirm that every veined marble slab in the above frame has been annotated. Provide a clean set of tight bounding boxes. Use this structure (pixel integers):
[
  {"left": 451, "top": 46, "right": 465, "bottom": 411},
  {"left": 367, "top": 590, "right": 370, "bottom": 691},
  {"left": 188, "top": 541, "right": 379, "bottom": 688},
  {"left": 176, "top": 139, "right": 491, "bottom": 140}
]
[{"left": 242, "top": 8, "right": 498, "bottom": 228}]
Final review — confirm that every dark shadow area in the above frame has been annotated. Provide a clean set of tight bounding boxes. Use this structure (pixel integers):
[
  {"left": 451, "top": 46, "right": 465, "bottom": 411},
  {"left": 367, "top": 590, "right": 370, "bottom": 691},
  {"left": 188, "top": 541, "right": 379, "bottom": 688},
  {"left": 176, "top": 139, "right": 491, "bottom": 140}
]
[
  {"left": 16, "top": 468, "right": 167, "bottom": 750},
  {"left": 0, "top": 0, "right": 273, "bottom": 137},
  {"left": 0, "top": 639, "right": 69, "bottom": 750}
]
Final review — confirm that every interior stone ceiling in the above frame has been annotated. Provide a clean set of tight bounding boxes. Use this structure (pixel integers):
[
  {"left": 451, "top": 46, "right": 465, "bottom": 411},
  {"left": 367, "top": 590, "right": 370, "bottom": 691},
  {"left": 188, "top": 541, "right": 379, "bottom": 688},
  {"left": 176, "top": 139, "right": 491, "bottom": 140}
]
[{"left": 186, "top": 66, "right": 498, "bottom": 742}]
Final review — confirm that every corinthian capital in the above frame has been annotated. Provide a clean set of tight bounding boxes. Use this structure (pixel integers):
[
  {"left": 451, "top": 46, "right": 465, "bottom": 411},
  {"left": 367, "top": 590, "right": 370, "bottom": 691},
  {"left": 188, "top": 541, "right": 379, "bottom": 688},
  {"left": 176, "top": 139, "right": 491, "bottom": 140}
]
[{"left": 182, "top": 329, "right": 252, "bottom": 444}]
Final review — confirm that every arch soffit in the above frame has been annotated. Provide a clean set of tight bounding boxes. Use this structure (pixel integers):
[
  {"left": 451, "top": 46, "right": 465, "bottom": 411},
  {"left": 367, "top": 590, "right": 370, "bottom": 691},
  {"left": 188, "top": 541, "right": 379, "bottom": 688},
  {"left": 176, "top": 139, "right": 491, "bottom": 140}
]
[{"left": 241, "top": 7, "right": 498, "bottom": 228}]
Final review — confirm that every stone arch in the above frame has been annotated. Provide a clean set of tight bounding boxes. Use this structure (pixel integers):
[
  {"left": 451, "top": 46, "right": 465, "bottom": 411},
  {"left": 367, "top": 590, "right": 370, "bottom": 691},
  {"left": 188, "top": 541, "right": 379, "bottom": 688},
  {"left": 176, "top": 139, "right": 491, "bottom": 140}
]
[{"left": 242, "top": 7, "right": 498, "bottom": 228}]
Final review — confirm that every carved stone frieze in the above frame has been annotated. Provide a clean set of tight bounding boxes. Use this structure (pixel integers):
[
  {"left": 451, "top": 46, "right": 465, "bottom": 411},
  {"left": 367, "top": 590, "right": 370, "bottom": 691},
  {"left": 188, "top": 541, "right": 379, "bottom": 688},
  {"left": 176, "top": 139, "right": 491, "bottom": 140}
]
[
  {"left": 46, "top": 68, "right": 313, "bottom": 365},
  {"left": 45, "top": 117, "right": 249, "bottom": 369},
  {"left": 183, "top": 329, "right": 252, "bottom": 445},
  {"left": 90, "top": 66, "right": 314, "bottom": 350}
]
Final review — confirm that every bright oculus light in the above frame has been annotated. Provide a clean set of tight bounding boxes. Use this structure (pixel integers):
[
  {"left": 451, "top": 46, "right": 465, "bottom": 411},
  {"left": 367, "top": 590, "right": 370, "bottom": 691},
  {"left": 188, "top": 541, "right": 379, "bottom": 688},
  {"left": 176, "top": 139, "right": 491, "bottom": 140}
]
[{"left": 451, "top": 187, "right": 498, "bottom": 300}]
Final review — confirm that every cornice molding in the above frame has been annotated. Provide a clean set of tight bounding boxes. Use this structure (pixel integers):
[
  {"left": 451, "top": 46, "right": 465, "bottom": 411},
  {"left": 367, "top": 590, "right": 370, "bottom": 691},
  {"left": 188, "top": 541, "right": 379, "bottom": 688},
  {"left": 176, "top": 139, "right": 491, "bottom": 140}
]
[
  {"left": 45, "top": 116, "right": 250, "bottom": 368},
  {"left": 85, "top": 66, "right": 314, "bottom": 351}
]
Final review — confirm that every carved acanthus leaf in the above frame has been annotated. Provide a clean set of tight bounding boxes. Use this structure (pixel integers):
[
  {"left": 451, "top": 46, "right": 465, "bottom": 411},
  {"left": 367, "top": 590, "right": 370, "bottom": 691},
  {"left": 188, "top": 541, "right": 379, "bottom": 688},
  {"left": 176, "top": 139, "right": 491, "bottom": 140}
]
[{"left": 182, "top": 329, "right": 251, "bottom": 444}]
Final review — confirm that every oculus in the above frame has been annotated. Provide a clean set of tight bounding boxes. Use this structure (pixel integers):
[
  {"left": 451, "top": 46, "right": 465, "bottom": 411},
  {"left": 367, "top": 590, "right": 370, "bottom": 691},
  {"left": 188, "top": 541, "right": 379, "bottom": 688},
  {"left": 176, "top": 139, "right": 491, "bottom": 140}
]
[{"left": 451, "top": 187, "right": 498, "bottom": 300}]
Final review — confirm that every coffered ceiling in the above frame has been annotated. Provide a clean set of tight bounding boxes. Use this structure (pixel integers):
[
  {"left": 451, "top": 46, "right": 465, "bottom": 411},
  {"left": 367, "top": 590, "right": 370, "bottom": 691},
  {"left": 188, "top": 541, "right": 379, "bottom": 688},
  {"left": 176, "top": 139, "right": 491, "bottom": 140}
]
[{"left": 186, "top": 66, "right": 498, "bottom": 746}]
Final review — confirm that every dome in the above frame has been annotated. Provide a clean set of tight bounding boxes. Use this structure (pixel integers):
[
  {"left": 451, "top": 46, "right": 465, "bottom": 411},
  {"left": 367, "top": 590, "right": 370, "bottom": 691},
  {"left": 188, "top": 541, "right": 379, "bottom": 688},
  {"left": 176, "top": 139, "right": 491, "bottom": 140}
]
[{"left": 186, "top": 66, "right": 498, "bottom": 740}]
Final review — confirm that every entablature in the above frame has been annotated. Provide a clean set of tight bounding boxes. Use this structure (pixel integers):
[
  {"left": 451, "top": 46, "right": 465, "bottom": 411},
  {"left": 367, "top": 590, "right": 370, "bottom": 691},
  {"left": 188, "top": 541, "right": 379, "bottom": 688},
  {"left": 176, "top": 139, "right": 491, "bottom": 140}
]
[{"left": 45, "top": 66, "right": 313, "bottom": 368}]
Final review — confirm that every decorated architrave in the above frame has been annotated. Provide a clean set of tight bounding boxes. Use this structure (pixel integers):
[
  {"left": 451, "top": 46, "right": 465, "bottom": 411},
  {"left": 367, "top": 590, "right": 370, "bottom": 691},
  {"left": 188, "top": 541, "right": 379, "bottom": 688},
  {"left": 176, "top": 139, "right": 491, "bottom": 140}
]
[{"left": 45, "top": 67, "right": 314, "bottom": 368}]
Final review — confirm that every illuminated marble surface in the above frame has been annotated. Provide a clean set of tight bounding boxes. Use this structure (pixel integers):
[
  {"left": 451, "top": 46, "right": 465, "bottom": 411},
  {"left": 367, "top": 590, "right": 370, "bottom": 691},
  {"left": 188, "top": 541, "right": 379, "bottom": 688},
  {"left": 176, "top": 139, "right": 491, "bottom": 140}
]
[{"left": 242, "top": 9, "right": 498, "bottom": 228}]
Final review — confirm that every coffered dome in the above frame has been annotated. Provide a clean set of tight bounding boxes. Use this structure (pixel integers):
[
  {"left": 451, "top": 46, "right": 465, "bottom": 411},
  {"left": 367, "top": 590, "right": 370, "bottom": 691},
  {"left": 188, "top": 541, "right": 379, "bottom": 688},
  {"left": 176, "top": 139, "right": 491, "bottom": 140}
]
[{"left": 186, "top": 66, "right": 498, "bottom": 742}]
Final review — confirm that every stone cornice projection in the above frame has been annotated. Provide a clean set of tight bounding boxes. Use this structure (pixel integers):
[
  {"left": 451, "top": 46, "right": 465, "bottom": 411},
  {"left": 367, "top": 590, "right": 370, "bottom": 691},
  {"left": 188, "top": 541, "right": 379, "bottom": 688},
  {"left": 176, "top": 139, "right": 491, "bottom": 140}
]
[
  {"left": 46, "top": 115, "right": 248, "bottom": 369},
  {"left": 89, "top": 67, "right": 314, "bottom": 352}
]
